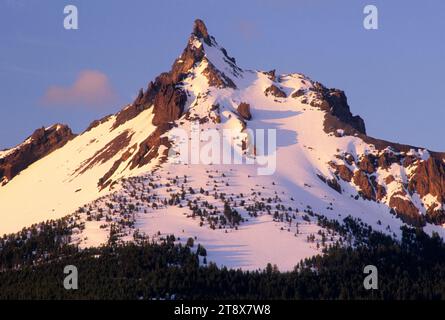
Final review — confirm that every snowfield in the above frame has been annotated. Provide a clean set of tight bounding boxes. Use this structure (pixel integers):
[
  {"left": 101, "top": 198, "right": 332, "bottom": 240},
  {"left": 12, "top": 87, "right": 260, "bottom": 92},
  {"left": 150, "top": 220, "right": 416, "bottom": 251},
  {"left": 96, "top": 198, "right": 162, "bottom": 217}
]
[{"left": 136, "top": 205, "right": 320, "bottom": 271}]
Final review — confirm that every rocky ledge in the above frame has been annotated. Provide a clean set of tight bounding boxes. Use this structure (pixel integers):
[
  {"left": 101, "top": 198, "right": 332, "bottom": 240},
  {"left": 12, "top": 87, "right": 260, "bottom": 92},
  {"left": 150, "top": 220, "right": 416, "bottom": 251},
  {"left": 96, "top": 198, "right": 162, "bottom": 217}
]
[{"left": 0, "top": 124, "right": 75, "bottom": 185}]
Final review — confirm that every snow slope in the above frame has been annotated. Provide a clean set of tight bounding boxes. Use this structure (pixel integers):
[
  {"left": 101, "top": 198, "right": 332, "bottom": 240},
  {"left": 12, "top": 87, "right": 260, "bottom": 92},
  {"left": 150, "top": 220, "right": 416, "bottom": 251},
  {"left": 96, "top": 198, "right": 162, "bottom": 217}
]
[{"left": 0, "top": 107, "right": 159, "bottom": 234}]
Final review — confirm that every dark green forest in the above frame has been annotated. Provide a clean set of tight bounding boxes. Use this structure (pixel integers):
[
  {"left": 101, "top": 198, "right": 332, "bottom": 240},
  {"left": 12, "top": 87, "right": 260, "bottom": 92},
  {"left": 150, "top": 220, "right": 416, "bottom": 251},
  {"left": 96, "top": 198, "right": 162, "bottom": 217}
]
[{"left": 1, "top": 217, "right": 445, "bottom": 299}]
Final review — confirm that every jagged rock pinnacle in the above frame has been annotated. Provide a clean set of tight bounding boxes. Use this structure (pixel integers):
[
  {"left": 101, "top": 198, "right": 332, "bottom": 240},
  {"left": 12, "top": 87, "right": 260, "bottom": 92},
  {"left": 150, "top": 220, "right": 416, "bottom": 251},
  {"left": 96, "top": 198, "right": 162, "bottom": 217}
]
[{"left": 192, "top": 19, "right": 211, "bottom": 45}]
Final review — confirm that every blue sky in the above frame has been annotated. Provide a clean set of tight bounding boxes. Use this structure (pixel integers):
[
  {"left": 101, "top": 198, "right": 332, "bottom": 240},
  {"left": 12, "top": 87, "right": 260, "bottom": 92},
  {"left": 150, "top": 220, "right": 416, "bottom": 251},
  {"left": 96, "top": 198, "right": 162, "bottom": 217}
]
[{"left": 1, "top": 0, "right": 444, "bottom": 151}]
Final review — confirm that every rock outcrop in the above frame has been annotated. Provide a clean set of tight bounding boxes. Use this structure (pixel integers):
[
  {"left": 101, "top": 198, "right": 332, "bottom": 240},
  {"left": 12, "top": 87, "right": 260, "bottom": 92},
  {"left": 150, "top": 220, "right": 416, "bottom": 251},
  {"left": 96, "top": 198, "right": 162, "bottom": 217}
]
[
  {"left": 408, "top": 157, "right": 445, "bottom": 203},
  {"left": 264, "top": 85, "right": 287, "bottom": 98},
  {"left": 408, "top": 157, "right": 445, "bottom": 224},
  {"left": 192, "top": 18, "right": 212, "bottom": 46},
  {"left": 237, "top": 102, "right": 252, "bottom": 120},
  {"left": 309, "top": 82, "right": 366, "bottom": 135},
  {"left": 0, "top": 124, "right": 75, "bottom": 185},
  {"left": 202, "top": 62, "right": 237, "bottom": 89},
  {"left": 291, "top": 89, "right": 305, "bottom": 98},
  {"left": 264, "top": 70, "right": 277, "bottom": 82},
  {"left": 151, "top": 83, "right": 187, "bottom": 126},
  {"left": 353, "top": 170, "right": 375, "bottom": 201},
  {"left": 389, "top": 193, "right": 425, "bottom": 227},
  {"left": 330, "top": 162, "right": 353, "bottom": 182}
]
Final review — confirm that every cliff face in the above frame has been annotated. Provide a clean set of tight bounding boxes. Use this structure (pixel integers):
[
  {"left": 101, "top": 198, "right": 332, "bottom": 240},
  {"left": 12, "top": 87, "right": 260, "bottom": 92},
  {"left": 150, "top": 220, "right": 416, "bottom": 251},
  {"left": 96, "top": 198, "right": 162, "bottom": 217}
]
[{"left": 0, "top": 124, "right": 75, "bottom": 185}]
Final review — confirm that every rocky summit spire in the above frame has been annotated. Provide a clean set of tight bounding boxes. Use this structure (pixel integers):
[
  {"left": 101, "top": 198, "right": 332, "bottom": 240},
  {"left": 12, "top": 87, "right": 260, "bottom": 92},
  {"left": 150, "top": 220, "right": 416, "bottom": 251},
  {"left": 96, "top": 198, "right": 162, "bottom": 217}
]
[
  {"left": 192, "top": 19, "right": 211, "bottom": 45},
  {"left": 114, "top": 19, "right": 238, "bottom": 131}
]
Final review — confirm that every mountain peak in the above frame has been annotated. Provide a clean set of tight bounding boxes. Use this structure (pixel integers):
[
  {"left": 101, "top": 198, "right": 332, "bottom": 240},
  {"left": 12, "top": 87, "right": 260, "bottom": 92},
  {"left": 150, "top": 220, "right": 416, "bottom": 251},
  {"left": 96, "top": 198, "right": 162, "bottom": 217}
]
[
  {"left": 5, "top": 18, "right": 445, "bottom": 268},
  {"left": 192, "top": 19, "right": 211, "bottom": 45}
]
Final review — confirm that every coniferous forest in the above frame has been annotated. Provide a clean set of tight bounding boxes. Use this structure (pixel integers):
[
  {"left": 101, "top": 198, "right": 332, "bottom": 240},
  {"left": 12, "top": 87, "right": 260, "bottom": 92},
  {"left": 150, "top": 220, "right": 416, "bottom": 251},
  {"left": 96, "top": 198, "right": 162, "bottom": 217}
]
[{"left": 1, "top": 216, "right": 445, "bottom": 300}]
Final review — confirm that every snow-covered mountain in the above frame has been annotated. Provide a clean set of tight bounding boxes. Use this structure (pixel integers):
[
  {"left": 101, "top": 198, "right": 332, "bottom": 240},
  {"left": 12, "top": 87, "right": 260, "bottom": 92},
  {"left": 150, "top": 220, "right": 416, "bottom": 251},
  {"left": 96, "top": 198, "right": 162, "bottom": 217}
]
[{"left": 1, "top": 19, "right": 445, "bottom": 270}]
